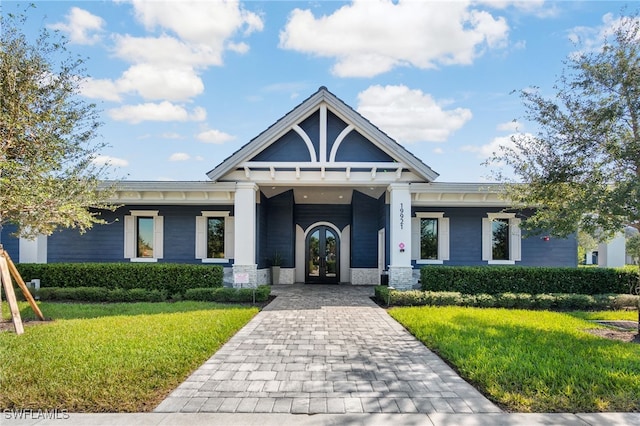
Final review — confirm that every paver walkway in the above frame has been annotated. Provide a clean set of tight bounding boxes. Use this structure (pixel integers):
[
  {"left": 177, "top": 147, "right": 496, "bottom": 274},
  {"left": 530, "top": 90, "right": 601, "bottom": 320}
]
[{"left": 155, "top": 285, "right": 502, "bottom": 415}]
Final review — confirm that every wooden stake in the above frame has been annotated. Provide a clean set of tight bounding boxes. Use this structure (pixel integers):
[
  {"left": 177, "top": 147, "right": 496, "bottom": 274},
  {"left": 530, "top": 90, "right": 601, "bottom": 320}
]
[
  {"left": 2, "top": 251, "right": 45, "bottom": 321},
  {"left": 0, "top": 256, "right": 24, "bottom": 335}
]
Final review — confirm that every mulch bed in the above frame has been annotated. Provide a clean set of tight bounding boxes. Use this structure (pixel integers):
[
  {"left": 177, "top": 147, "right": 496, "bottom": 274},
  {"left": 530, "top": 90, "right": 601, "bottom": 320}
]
[{"left": 586, "top": 320, "right": 640, "bottom": 344}]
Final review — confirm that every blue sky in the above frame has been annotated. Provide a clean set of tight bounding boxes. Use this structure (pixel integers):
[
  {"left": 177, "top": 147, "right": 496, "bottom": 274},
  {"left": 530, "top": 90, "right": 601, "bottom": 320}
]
[{"left": 7, "top": 0, "right": 632, "bottom": 182}]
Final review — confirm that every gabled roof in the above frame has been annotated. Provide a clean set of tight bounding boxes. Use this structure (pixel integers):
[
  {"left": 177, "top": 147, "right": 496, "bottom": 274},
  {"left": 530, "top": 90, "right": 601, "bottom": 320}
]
[{"left": 206, "top": 86, "right": 439, "bottom": 183}]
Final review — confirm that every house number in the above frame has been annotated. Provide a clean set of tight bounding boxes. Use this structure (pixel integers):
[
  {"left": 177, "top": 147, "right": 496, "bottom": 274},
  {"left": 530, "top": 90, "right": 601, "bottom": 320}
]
[{"left": 400, "top": 203, "right": 404, "bottom": 229}]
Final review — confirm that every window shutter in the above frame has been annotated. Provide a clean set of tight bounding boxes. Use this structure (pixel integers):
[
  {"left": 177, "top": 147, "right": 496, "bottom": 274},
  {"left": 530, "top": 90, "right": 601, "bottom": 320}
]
[
  {"left": 195, "top": 216, "right": 206, "bottom": 259},
  {"left": 411, "top": 217, "right": 420, "bottom": 259},
  {"left": 124, "top": 216, "right": 134, "bottom": 259},
  {"left": 510, "top": 218, "right": 522, "bottom": 261},
  {"left": 482, "top": 218, "right": 492, "bottom": 261},
  {"left": 439, "top": 217, "right": 450, "bottom": 261},
  {"left": 154, "top": 216, "right": 164, "bottom": 259},
  {"left": 225, "top": 216, "right": 235, "bottom": 259}
]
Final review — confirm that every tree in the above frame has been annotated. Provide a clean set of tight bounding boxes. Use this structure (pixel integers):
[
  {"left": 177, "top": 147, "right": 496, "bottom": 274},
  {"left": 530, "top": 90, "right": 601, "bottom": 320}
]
[
  {"left": 488, "top": 11, "right": 640, "bottom": 240},
  {"left": 0, "top": 8, "right": 115, "bottom": 239}
]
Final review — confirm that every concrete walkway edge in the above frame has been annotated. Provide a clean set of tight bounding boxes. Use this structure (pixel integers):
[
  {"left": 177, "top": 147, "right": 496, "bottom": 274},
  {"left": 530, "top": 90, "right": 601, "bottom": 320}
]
[{"left": 2, "top": 412, "right": 639, "bottom": 425}]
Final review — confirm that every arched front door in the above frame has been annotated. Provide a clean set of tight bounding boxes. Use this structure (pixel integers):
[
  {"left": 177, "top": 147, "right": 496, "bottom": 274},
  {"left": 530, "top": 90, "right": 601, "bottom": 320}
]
[{"left": 306, "top": 225, "right": 339, "bottom": 284}]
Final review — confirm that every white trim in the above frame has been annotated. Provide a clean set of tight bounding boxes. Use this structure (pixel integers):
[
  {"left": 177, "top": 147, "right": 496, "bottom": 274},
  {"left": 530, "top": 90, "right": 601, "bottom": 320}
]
[
  {"left": 124, "top": 210, "right": 163, "bottom": 261},
  {"left": 292, "top": 125, "right": 318, "bottom": 162},
  {"left": 196, "top": 211, "right": 233, "bottom": 262},
  {"left": 329, "top": 125, "right": 354, "bottom": 162},
  {"left": 482, "top": 213, "right": 521, "bottom": 263},
  {"left": 319, "top": 104, "right": 327, "bottom": 162},
  {"left": 412, "top": 212, "right": 449, "bottom": 262}
]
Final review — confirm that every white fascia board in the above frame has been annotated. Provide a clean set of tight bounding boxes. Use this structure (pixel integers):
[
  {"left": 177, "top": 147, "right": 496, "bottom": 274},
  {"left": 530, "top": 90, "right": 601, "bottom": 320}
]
[
  {"left": 103, "top": 181, "right": 237, "bottom": 204},
  {"left": 410, "top": 182, "right": 512, "bottom": 207},
  {"left": 219, "top": 170, "right": 424, "bottom": 186}
]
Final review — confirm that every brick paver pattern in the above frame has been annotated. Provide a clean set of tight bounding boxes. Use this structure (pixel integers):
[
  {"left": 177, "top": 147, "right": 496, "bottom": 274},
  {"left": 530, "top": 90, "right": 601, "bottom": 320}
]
[{"left": 154, "top": 285, "right": 502, "bottom": 414}]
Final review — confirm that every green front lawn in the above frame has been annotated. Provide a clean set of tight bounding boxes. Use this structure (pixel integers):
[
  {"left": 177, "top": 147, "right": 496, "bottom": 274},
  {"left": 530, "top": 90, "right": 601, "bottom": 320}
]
[
  {"left": 1, "top": 301, "right": 258, "bottom": 412},
  {"left": 389, "top": 306, "right": 640, "bottom": 413}
]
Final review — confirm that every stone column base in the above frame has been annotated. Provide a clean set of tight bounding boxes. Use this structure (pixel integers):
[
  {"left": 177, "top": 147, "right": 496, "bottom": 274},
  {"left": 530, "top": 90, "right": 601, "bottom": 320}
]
[
  {"left": 388, "top": 266, "right": 414, "bottom": 291},
  {"left": 232, "top": 264, "right": 257, "bottom": 288}
]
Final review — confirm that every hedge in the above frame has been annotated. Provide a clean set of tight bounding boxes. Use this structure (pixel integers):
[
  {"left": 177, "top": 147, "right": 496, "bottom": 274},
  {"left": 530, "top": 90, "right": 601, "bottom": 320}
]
[
  {"left": 184, "top": 286, "right": 271, "bottom": 303},
  {"left": 35, "top": 287, "right": 167, "bottom": 303},
  {"left": 16, "top": 263, "right": 223, "bottom": 296},
  {"left": 420, "top": 266, "right": 638, "bottom": 295},
  {"left": 374, "top": 286, "right": 639, "bottom": 310}
]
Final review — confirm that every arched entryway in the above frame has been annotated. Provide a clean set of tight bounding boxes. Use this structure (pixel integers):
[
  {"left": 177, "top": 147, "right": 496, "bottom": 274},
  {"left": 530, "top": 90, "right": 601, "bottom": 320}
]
[{"left": 306, "top": 225, "right": 339, "bottom": 284}]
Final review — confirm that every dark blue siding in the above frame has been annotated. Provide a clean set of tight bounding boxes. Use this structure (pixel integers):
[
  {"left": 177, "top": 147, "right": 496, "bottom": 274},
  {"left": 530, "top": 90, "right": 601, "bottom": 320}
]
[
  {"left": 0, "top": 223, "right": 20, "bottom": 261},
  {"left": 294, "top": 204, "right": 351, "bottom": 232},
  {"left": 326, "top": 111, "right": 348, "bottom": 159},
  {"left": 251, "top": 129, "right": 313, "bottom": 162},
  {"left": 351, "top": 191, "right": 379, "bottom": 268},
  {"left": 299, "top": 111, "right": 320, "bottom": 155},
  {"left": 48, "top": 205, "right": 233, "bottom": 264},
  {"left": 412, "top": 207, "right": 577, "bottom": 267},
  {"left": 263, "top": 190, "right": 295, "bottom": 268},
  {"left": 334, "top": 131, "right": 395, "bottom": 162},
  {"left": 48, "top": 209, "right": 124, "bottom": 263}
]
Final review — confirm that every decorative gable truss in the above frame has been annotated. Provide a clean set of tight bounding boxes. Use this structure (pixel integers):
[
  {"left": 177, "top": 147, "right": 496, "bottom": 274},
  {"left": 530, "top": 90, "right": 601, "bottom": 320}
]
[{"left": 207, "top": 87, "right": 439, "bottom": 186}]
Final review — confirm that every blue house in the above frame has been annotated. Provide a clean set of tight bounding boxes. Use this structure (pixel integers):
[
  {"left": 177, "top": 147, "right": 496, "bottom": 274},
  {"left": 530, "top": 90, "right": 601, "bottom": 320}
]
[{"left": 1, "top": 87, "right": 577, "bottom": 289}]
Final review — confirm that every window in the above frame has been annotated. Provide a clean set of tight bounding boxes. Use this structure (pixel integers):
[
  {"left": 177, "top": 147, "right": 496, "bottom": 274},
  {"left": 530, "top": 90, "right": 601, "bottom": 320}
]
[
  {"left": 196, "top": 211, "right": 234, "bottom": 262},
  {"left": 482, "top": 213, "right": 521, "bottom": 264},
  {"left": 124, "top": 211, "right": 163, "bottom": 262},
  {"left": 412, "top": 212, "right": 449, "bottom": 264}
]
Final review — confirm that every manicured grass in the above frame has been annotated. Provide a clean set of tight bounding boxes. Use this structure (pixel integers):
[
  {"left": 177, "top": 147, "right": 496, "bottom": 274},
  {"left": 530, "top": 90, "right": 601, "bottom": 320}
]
[
  {"left": 0, "top": 301, "right": 258, "bottom": 412},
  {"left": 567, "top": 310, "right": 638, "bottom": 321},
  {"left": 389, "top": 306, "right": 640, "bottom": 413}
]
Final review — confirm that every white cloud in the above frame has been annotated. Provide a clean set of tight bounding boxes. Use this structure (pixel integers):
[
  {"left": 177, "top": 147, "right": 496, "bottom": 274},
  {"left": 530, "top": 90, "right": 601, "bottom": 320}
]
[
  {"left": 196, "top": 129, "right": 235, "bottom": 144},
  {"left": 108, "top": 102, "right": 207, "bottom": 124},
  {"left": 461, "top": 132, "right": 534, "bottom": 160},
  {"left": 49, "top": 7, "right": 105, "bottom": 45},
  {"left": 433, "top": 147, "right": 444, "bottom": 155},
  {"left": 279, "top": 0, "right": 509, "bottom": 77},
  {"left": 92, "top": 155, "right": 129, "bottom": 167},
  {"left": 169, "top": 152, "right": 190, "bottom": 161},
  {"left": 80, "top": 78, "right": 122, "bottom": 102},
  {"left": 356, "top": 85, "right": 472, "bottom": 143},
  {"left": 496, "top": 120, "right": 521, "bottom": 132},
  {"left": 118, "top": 64, "right": 204, "bottom": 101},
  {"left": 568, "top": 13, "right": 640, "bottom": 57},
  {"left": 85, "top": 1, "right": 264, "bottom": 104},
  {"left": 161, "top": 132, "right": 183, "bottom": 140}
]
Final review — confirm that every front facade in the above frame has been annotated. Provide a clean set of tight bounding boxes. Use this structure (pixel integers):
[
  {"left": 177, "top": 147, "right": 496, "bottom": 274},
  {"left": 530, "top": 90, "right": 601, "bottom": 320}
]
[{"left": 2, "top": 87, "right": 577, "bottom": 289}]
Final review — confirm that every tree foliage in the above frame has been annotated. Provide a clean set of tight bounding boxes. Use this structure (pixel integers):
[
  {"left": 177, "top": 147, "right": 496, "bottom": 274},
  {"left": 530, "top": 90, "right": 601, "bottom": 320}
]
[
  {"left": 0, "top": 8, "right": 115, "bottom": 238},
  {"left": 489, "top": 11, "right": 640, "bottom": 239}
]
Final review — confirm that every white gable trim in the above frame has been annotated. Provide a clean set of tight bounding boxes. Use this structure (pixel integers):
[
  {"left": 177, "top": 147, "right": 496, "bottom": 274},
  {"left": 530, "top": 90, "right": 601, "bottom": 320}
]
[
  {"left": 292, "top": 125, "right": 317, "bottom": 162},
  {"left": 206, "top": 87, "right": 439, "bottom": 183},
  {"left": 329, "top": 125, "right": 355, "bottom": 162}
]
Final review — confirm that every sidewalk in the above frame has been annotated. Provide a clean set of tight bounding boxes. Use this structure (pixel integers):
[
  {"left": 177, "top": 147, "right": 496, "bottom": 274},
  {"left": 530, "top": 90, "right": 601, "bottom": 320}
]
[{"left": 2, "top": 411, "right": 639, "bottom": 425}]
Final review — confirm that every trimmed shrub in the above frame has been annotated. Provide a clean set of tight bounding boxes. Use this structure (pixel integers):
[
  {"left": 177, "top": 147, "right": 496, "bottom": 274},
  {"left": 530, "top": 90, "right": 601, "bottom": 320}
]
[
  {"left": 373, "top": 286, "right": 634, "bottom": 311},
  {"left": 33, "top": 286, "right": 169, "bottom": 303},
  {"left": 17, "top": 263, "right": 223, "bottom": 296},
  {"left": 420, "top": 266, "right": 636, "bottom": 295},
  {"left": 183, "top": 286, "right": 271, "bottom": 303}
]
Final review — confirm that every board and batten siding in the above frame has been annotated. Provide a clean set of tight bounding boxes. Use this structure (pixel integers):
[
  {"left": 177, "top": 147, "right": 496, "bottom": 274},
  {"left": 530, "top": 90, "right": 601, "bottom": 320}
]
[
  {"left": 351, "top": 190, "right": 380, "bottom": 268},
  {"left": 0, "top": 224, "right": 20, "bottom": 261}
]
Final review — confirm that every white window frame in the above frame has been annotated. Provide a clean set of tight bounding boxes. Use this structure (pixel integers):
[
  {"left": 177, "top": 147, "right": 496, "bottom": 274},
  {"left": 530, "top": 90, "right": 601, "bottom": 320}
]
[
  {"left": 482, "top": 213, "right": 521, "bottom": 265},
  {"left": 412, "top": 212, "right": 450, "bottom": 265},
  {"left": 124, "top": 210, "right": 163, "bottom": 263},
  {"left": 195, "top": 211, "right": 234, "bottom": 263}
]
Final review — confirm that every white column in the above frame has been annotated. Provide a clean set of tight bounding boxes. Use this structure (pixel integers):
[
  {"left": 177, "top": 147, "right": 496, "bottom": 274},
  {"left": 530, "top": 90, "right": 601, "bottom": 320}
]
[
  {"left": 597, "top": 232, "right": 626, "bottom": 268},
  {"left": 19, "top": 235, "right": 47, "bottom": 263},
  {"left": 388, "top": 183, "right": 413, "bottom": 290},
  {"left": 233, "top": 182, "right": 258, "bottom": 287}
]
